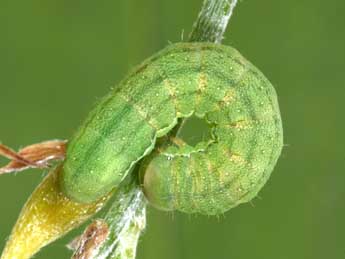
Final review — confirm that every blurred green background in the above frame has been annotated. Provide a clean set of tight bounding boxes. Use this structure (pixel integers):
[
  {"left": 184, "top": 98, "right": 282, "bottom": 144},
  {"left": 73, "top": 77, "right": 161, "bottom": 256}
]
[{"left": 1, "top": 0, "right": 344, "bottom": 258}]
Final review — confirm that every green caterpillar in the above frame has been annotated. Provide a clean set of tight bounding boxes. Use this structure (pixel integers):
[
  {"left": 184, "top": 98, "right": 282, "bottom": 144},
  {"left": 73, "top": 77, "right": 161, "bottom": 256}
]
[{"left": 61, "top": 42, "right": 283, "bottom": 215}]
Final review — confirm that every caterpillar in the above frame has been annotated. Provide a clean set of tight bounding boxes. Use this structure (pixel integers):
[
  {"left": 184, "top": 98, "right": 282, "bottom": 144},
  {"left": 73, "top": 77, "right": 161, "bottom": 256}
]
[{"left": 61, "top": 42, "right": 283, "bottom": 215}]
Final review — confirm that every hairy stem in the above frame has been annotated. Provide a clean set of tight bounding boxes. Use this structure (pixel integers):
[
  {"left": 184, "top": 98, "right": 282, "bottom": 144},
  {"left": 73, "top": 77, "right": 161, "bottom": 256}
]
[
  {"left": 99, "top": 188, "right": 145, "bottom": 259},
  {"left": 189, "top": 0, "right": 238, "bottom": 43},
  {"left": 71, "top": 176, "right": 146, "bottom": 259},
  {"left": 72, "top": 0, "right": 238, "bottom": 258}
]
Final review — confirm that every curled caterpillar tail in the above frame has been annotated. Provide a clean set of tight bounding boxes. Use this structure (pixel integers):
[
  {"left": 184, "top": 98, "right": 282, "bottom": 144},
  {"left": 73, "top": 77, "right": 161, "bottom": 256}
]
[{"left": 138, "top": 43, "right": 283, "bottom": 215}]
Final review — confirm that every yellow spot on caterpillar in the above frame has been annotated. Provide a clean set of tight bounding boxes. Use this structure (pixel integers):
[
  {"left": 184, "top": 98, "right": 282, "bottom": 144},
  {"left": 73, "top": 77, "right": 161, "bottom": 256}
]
[
  {"left": 218, "top": 88, "right": 236, "bottom": 108},
  {"left": 119, "top": 93, "right": 160, "bottom": 131},
  {"left": 198, "top": 72, "right": 208, "bottom": 93},
  {"left": 228, "top": 120, "right": 251, "bottom": 130},
  {"left": 230, "top": 153, "right": 246, "bottom": 164},
  {"left": 222, "top": 147, "right": 246, "bottom": 165},
  {"left": 195, "top": 72, "right": 208, "bottom": 110},
  {"left": 162, "top": 79, "right": 181, "bottom": 116}
]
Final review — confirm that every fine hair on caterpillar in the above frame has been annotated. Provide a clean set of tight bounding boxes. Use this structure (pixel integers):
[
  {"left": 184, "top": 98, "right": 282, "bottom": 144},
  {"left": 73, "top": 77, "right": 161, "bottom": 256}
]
[{"left": 60, "top": 42, "right": 283, "bottom": 215}]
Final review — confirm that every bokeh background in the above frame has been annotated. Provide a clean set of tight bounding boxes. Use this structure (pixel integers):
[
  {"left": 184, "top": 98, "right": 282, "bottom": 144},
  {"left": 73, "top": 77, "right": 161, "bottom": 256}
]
[{"left": 1, "top": 0, "right": 344, "bottom": 258}]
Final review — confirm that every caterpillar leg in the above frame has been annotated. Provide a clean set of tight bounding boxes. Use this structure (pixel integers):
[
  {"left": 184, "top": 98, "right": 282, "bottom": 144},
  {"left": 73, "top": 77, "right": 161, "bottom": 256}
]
[{"left": 0, "top": 140, "right": 67, "bottom": 174}]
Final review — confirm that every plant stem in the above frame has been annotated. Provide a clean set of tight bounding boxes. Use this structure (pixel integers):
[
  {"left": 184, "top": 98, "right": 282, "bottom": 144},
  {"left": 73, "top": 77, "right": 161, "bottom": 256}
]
[
  {"left": 71, "top": 0, "right": 239, "bottom": 258},
  {"left": 71, "top": 175, "right": 146, "bottom": 259},
  {"left": 189, "top": 0, "right": 238, "bottom": 43}
]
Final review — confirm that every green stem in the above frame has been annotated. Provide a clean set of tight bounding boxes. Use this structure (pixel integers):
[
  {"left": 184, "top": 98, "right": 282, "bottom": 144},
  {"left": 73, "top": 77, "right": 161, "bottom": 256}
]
[{"left": 71, "top": 0, "right": 239, "bottom": 258}]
